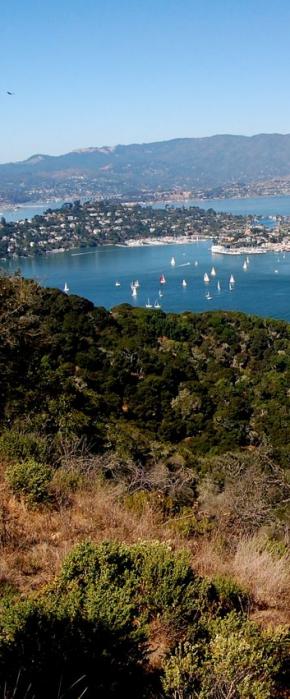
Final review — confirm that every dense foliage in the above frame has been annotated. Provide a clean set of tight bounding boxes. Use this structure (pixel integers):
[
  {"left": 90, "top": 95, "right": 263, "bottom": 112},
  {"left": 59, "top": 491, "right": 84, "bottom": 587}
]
[{"left": 2, "top": 273, "right": 290, "bottom": 462}]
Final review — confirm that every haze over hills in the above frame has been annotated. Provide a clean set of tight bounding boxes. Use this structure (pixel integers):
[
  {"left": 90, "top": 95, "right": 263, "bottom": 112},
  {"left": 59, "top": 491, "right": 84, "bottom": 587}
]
[{"left": 3, "top": 133, "right": 290, "bottom": 203}]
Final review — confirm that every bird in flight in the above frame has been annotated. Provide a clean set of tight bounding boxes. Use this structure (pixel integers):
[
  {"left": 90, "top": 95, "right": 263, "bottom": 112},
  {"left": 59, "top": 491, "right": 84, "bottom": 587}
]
[{"left": 5, "top": 91, "right": 15, "bottom": 95}]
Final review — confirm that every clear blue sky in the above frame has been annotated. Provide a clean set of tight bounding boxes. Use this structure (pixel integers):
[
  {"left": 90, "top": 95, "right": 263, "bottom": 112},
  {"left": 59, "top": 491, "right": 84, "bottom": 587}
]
[{"left": 2, "top": 0, "right": 290, "bottom": 162}]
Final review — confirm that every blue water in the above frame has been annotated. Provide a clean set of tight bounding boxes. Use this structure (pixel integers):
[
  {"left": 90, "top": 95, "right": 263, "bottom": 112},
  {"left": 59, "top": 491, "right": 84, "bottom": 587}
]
[
  {"left": 156, "top": 195, "right": 290, "bottom": 217},
  {"left": 0, "top": 201, "right": 68, "bottom": 223},
  {"left": 3, "top": 241, "right": 290, "bottom": 322}
]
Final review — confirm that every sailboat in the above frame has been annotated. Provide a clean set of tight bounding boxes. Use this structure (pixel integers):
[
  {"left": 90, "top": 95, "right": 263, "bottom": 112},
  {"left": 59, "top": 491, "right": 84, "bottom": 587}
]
[
  {"left": 64, "top": 282, "right": 69, "bottom": 294},
  {"left": 204, "top": 272, "right": 210, "bottom": 283},
  {"left": 145, "top": 299, "right": 152, "bottom": 308},
  {"left": 160, "top": 274, "right": 166, "bottom": 284},
  {"left": 170, "top": 257, "right": 176, "bottom": 266},
  {"left": 242, "top": 261, "right": 248, "bottom": 270},
  {"left": 131, "top": 280, "right": 140, "bottom": 290},
  {"left": 194, "top": 261, "right": 198, "bottom": 267},
  {"left": 154, "top": 300, "right": 161, "bottom": 309},
  {"left": 246, "top": 256, "right": 250, "bottom": 264},
  {"left": 210, "top": 266, "right": 216, "bottom": 277},
  {"left": 205, "top": 291, "right": 212, "bottom": 300},
  {"left": 229, "top": 274, "right": 235, "bottom": 284},
  {"left": 182, "top": 279, "right": 187, "bottom": 287},
  {"left": 132, "top": 286, "right": 137, "bottom": 297},
  {"left": 217, "top": 281, "right": 221, "bottom": 292},
  {"left": 158, "top": 290, "right": 163, "bottom": 298},
  {"left": 115, "top": 280, "right": 121, "bottom": 287}
]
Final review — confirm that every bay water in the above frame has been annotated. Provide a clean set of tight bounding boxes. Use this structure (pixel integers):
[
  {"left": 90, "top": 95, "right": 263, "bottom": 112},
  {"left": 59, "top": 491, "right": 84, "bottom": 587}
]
[{"left": 3, "top": 195, "right": 290, "bottom": 321}]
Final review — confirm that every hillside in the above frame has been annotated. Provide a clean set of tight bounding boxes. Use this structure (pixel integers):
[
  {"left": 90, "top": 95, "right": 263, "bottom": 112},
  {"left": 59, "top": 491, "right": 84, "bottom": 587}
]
[
  {"left": 3, "top": 133, "right": 290, "bottom": 200},
  {"left": 2, "top": 273, "right": 290, "bottom": 697}
]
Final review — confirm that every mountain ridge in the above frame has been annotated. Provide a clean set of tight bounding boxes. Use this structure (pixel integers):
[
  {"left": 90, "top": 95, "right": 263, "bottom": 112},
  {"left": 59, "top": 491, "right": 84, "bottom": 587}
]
[{"left": 3, "top": 133, "right": 290, "bottom": 199}]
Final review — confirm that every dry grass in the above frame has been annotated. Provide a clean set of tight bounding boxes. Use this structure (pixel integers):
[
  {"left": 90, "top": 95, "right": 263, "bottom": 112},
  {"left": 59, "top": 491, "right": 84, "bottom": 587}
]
[
  {"left": 0, "top": 471, "right": 176, "bottom": 592},
  {"left": 232, "top": 537, "right": 290, "bottom": 607},
  {"left": 191, "top": 534, "right": 290, "bottom": 623}
]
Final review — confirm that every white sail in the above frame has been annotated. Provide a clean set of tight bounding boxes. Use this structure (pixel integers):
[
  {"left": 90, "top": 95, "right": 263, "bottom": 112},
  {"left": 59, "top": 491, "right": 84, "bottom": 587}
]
[
  {"left": 145, "top": 298, "right": 152, "bottom": 308},
  {"left": 170, "top": 257, "right": 176, "bottom": 266},
  {"left": 159, "top": 290, "right": 163, "bottom": 298},
  {"left": 194, "top": 261, "right": 198, "bottom": 267},
  {"left": 154, "top": 300, "right": 161, "bottom": 309},
  {"left": 132, "top": 286, "right": 137, "bottom": 297},
  {"left": 243, "top": 261, "right": 247, "bottom": 270},
  {"left": 229, "top": 274, "right": 235, "bottom": 284},
  {"left": 217, "top": 281, "right": 221, "bottom": 291},
  {"left": 210, "top": 266, "right": 216, "bottom": 276},
  {"left": 182, "top": 279, "right": 187, "bottom": 287},
  {"left": 64, "top": 283, "right": 69, "bottom": 294},
  {"left": 204, "top": 273, "right": 210, "bottom": 283},
  {"left": 115, "top": 280, "right": 121, "bottom": 287}
]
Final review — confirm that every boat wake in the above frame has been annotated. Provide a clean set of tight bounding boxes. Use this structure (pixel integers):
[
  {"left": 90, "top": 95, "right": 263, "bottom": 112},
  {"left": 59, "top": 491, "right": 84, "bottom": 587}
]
[{"left": 71, "top": 251, "right": 97, "bottom": 257}]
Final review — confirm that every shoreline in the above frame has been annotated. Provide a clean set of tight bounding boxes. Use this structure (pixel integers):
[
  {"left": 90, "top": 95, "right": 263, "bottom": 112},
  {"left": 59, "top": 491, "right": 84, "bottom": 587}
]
[
  {"left": 5, "top": 235, "right": 290, "bottom": 263},
  {"left": 2, "top": 191, "right": 290, "bottom": 217},
  {"left": 117, "top": 235, "right": 209, "bottom": 247}
]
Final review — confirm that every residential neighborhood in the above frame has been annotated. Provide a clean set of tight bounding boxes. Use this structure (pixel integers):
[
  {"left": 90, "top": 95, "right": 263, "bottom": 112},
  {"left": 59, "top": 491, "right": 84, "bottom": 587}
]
[{"left": 0, "top": 199, "right": 281, "bottom": 259}]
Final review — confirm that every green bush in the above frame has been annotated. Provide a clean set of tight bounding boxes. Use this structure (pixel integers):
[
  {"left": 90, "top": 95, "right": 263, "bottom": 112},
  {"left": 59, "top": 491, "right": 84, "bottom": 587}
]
[
  {"left": 5, "top": 459, "right": 53, "bottom": 504},
  {"left": 162, "top": 640, "right": 202, "bottom": 698},
  {"left": 57, "top": 540, "right": 205, "bottom": 632},
  {"left": 0, "top": 543, "right": 288, "bottom": 698},
  {"left": 50, "top": 467, "right": 81, "bottom": 506},
  {"left": 0, "top": 430, "right": 49, "bottom": 464},
  {"left": 199, "top": 613, "right": 287, "bottom": 699},
  {"left": 211, "top": 575, "right": 250, "bottom": 615},
  {"left": 162, "top": 613, "right": 289, "bottom": 699}
]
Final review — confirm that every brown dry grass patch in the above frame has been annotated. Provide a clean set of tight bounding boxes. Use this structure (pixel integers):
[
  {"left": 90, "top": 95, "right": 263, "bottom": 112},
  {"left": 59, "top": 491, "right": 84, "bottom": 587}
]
[{"left": 0, "top": 472, "right": 176, "bottom": 592}]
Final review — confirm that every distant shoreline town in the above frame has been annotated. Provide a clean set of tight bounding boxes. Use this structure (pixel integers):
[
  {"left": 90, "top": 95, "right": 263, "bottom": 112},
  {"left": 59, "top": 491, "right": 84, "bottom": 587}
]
[
  {"left": 3, "top": 176, "right": 290, "bottom": 211},
  {"left": 1, "top": 198, "right": 290, "bottom": 261}
]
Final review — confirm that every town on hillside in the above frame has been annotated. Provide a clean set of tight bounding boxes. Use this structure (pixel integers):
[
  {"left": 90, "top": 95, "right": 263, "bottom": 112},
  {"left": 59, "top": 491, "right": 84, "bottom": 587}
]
[{"left": 1, "top": 199, "right": 290, "bottom": 259}]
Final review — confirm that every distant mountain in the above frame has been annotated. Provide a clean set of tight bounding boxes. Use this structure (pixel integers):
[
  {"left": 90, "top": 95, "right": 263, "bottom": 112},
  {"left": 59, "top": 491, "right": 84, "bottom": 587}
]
[{"left": 3, "top": 134, "right": 290, "bottom": 199}]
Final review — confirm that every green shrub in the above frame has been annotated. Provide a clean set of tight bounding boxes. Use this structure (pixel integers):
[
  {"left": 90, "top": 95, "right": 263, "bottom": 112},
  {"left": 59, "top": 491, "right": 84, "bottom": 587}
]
[
  {"left": 0, "top": 430, "right": 49, "bottom": 464},
  {"left": 50, "top": 467, "right": 81, "bottom": 505},
  {"left": 211, "top": 575, "right": 250, "bottom": 615},
  {"left": 0, "top": 543, "right": 288, "bottom": 698},
  {"left": 162, "top": 614, "right": 289, "bottom": 699},
  {"left": 5, "top": 459, "right": 53, "bottom": 504},
  {"left": 169, "top": 506, "right": 213, "bottom": 538},
  {"left": 199, "top": 613, "right": 286, "bottom": 699},
  {"left": 57, "top": 540, "right": 205, "bottom": 632},
  {"left": 162, "top": 640, "right": 202, "bottom": 698}
]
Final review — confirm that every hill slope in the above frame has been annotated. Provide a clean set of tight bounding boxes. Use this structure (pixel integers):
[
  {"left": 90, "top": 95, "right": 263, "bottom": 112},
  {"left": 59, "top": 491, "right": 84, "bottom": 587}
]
[
  {"left": 2, "top": 276, "right": 290, "bottom": 696},
  {"left": 3, "top": 133, "right": 290, "bottom": 195}
]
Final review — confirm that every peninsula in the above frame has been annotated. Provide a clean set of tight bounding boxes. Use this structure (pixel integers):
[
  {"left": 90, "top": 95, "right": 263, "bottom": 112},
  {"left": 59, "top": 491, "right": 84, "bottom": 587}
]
[{"left": 0, "top": 199, "right": 287, "bottom": 260}]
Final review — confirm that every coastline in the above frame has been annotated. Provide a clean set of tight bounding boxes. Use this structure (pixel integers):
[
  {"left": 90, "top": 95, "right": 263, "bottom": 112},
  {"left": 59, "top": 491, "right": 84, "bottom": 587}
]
[{"left": 117, "top": 235, "right": 209, "bottom": 247}]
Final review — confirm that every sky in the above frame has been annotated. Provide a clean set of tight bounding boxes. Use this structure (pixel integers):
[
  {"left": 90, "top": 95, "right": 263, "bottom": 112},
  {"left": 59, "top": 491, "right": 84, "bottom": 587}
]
[{"left": 2, "top": 0, "right": 290, "bottom": 162}]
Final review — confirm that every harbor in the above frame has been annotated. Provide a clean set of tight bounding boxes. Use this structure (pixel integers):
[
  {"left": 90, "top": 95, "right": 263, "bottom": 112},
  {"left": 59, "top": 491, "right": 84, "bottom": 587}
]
[{"left": 4, "top": 238, "right": 290, "bottom": 322}]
